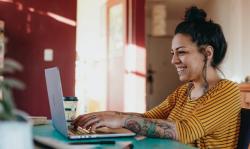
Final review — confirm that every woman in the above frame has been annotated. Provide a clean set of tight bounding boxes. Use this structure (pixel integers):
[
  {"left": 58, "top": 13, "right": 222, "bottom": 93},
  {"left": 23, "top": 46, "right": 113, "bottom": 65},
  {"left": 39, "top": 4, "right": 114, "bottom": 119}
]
[{"left": 72, "top": 6, "right": 240, "bottom": 148}]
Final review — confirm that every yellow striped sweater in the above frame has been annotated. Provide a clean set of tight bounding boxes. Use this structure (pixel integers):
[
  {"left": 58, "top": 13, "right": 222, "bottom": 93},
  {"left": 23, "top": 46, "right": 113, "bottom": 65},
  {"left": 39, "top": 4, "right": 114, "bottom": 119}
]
[{"left": 144, "top": 79, "right": 241, "bottom": 149}]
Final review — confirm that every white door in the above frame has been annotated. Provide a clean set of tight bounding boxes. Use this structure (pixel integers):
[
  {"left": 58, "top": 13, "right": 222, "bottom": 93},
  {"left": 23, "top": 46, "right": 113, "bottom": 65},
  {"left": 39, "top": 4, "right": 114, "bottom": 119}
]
[{"left": 146, "top": 36, "right": 181, "bottom": 110}]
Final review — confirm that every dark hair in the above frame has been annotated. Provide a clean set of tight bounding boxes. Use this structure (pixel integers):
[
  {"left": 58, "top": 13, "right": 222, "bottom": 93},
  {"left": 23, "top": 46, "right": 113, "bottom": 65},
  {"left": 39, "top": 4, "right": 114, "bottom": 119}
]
[{"left": 175, "top": 6, "right": 227, "bottom": 68}]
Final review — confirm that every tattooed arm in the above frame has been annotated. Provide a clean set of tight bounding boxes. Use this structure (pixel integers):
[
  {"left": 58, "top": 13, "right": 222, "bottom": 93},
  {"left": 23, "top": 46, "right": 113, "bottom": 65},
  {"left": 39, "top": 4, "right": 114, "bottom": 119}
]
[
  {"left": 116, "top": 112, "right": 144, "bottom": 117},
  {"left": 123, "top": 116, "right": 177, "bottom": 139}
]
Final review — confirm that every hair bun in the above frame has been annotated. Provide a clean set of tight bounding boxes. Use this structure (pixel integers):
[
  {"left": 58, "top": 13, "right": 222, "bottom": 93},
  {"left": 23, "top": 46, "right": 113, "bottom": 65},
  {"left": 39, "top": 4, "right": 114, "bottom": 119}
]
[{"left": 184, "top": 6, "right": 207, "bottom": 22}]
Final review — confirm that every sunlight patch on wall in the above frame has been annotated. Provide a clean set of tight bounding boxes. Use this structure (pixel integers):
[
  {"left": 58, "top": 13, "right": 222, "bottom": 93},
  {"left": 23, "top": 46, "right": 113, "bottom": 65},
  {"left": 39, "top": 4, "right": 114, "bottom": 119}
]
[
  {"left": 1, "top": 1, "right": 76, "bottom": 34},
  {"left": 0, "top": 0, "right": 13, "bottom": 3},
  {"left": 76, "top": 0, "right": 107, "bottom": 115},
  {"left": 124, "top": 44, "right": 146, "bottom": 112},
  {"left": 46, "top": 12, "right": 76, "bottom": 27}
]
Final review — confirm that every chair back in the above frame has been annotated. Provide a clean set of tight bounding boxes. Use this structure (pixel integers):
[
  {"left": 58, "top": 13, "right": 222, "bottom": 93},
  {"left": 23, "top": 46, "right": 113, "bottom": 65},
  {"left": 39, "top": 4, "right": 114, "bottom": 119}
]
[{"left": 237, "top": 108, "right": 250, "bottom": 149}]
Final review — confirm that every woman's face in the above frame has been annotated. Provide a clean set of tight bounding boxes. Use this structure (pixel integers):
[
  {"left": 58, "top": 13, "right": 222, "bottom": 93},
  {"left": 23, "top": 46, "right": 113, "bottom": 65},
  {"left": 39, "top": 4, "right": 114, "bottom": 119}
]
[{"left": 171, "top": 33, "right": 205, "bottom": 82}]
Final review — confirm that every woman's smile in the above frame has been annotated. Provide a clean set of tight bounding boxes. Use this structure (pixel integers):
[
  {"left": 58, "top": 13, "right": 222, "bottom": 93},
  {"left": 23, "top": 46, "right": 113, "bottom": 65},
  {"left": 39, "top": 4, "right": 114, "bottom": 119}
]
[{"left": 176, "top": 66, "right": 187, "bottom": 75}]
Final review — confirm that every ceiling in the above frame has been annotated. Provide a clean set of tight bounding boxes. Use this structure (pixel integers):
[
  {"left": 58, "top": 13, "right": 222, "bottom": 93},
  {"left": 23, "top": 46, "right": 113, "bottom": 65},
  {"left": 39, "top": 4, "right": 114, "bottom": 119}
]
[{"left": 148, "top": 0, "right": 208, "bottom": 19}]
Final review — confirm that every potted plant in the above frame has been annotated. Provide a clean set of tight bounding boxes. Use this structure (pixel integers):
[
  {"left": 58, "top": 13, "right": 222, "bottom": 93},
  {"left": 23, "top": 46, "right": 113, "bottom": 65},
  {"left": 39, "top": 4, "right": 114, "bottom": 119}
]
[
  {"left": 0, "top": 58, "right": 33, "bottom": 149},
  {"left": 0, "top": 22, "right": 33, "bottom": 149}
]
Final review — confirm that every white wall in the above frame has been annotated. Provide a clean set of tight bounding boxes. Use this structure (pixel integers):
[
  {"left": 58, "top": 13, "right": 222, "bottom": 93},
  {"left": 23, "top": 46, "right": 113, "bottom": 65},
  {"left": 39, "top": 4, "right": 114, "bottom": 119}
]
[
  {"left": 76, "top": 0, "right": 107, "bottom": 114},
  {"left": 205, "top": 0, "right": 250, "bottom": 82},
  {"left": 76, "top": 0, "right": 146, "bottom": 113},
  {"left": 241, "top": 0, "right": 250, "bottom": 78}
]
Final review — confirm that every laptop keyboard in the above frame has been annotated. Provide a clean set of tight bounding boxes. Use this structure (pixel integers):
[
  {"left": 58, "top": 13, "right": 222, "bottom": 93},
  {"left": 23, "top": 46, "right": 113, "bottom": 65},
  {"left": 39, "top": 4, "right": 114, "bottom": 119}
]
[{"left": 68, "top": 126, "right": 96, "bottom": 135}]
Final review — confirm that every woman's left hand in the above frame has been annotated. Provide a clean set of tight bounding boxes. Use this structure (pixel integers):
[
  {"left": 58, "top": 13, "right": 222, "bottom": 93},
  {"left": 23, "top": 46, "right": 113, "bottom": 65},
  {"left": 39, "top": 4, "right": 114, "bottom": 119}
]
[{"left": 71, "top": 112, "right": 127, "bottom": 131}]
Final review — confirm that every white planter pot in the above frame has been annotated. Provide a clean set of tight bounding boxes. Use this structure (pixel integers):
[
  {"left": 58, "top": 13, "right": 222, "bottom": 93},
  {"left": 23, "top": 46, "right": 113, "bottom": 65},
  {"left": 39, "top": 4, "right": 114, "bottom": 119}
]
[{"left": 0, "top": 111, "right": 33, "bottom": 149}]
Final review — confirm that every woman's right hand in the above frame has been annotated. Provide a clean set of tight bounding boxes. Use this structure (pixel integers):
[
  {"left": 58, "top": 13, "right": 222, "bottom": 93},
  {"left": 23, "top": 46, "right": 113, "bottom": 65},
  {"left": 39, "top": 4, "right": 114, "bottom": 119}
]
[{"left": 71, "top": 111, "right": 125, "bottom": 131}]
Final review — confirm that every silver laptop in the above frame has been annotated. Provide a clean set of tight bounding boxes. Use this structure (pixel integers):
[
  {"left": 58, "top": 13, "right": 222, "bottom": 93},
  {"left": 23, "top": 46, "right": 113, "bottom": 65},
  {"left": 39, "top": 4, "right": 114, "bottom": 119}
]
[{"left": 45, "top": 67, "right": 136, "bottom": 139}]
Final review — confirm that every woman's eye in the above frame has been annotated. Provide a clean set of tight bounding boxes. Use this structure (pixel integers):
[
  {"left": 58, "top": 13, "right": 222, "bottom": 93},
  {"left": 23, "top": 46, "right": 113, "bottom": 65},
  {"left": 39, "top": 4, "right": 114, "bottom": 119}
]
[{"left": 178, "top": 51, "right": 186, "bottom": 55}]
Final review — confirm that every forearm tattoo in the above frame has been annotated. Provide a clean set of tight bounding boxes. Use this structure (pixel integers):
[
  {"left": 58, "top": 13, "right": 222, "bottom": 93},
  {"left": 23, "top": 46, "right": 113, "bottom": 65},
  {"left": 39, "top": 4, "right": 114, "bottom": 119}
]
[
  {"left": 124, "top": 116, "right": 177, "bottom": 139},
  {"left": 115, "top": 112, "right": 144, "bottom": 117}
]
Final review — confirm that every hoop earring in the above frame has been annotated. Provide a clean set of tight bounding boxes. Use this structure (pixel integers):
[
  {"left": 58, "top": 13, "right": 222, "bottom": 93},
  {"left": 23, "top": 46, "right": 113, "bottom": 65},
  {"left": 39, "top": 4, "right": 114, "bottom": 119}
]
[{"left": 202, "top": 56, "right": 209, "bottom": 93}]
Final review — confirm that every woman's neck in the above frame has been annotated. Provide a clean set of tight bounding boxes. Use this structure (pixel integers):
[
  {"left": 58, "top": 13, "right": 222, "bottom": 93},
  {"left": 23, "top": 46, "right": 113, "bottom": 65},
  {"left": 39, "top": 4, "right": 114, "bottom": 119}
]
[{"left": 192, "top": 67, "right": 221, "bottom": 90}]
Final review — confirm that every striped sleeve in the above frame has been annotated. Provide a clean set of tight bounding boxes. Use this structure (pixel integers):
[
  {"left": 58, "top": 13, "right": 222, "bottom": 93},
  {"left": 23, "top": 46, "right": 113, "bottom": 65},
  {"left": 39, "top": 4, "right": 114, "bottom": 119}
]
[
  {"left": 143, "top": 87, "right": 181, "bottom": 119},
  {"left": 176, "top": 81, "right": 241, "bottom": 143}
]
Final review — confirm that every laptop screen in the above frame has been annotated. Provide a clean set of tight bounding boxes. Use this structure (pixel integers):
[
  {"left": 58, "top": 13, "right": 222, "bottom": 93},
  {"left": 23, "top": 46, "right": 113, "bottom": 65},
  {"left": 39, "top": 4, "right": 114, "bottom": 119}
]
[{"left": 45, "top": 67, "right": 68, "bottom": 136}]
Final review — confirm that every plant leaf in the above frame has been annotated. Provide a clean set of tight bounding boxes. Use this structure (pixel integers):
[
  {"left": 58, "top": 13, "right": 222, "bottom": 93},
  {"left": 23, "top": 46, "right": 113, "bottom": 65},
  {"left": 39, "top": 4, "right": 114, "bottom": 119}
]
[
  {"left": 0, "top": 78, "right": 25, "bottom": 90},
  {"left": 0, "top": 58, "right": 23, "bottom": 74}
]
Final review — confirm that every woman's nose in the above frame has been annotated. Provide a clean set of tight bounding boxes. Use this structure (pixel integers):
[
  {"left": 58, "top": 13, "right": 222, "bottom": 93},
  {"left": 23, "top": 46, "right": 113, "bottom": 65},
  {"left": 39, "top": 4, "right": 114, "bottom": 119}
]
[{"left": 171, "top": 54, "right": 180, "bottom": 64}]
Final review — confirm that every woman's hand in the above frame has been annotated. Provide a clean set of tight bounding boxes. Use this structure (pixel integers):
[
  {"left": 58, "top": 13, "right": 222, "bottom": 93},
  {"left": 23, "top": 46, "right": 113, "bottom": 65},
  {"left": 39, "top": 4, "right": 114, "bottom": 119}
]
[{"left": 71, "top": 111, "right": 127, "bottom": 131}]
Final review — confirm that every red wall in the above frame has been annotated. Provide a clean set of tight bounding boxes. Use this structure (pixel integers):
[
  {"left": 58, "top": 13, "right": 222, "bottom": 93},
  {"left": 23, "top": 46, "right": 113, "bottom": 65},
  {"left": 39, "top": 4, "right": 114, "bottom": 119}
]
[
  {"left": 129, "top": 0, "right": 146, "bottom": 77},
  {"left": 131, "top": 0, "right": 145, "bottom": 48},
  {"left": 0, "top": 0, "right": 76, "bottom": 118}
]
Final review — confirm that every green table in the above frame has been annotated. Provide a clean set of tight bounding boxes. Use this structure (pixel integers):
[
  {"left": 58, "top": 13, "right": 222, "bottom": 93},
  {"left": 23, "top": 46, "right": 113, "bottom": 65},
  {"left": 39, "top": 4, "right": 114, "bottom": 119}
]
[{"left": 33, "top": 123, "right": 196, "bottom": 149}]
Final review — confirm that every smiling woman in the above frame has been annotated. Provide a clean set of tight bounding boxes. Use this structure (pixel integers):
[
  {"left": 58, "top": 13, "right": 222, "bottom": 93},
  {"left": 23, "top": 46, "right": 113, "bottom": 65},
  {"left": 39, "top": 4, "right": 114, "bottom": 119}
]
[{"left": 72, "top": 6, "right": 241, "bottom": 149}]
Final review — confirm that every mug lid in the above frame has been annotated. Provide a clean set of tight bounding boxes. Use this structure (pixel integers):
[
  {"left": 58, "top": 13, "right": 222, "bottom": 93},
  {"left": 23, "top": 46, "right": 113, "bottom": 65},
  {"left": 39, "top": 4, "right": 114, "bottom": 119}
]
[{"left": 64, "top": 96, "right": 78, "bottom": 101}]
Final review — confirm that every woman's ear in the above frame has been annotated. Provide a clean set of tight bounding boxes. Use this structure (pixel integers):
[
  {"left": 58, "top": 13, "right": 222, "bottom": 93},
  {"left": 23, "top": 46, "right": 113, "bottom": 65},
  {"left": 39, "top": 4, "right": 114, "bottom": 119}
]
[{"left": 205, "top": 45, "right": 214, "bottom": 60}]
